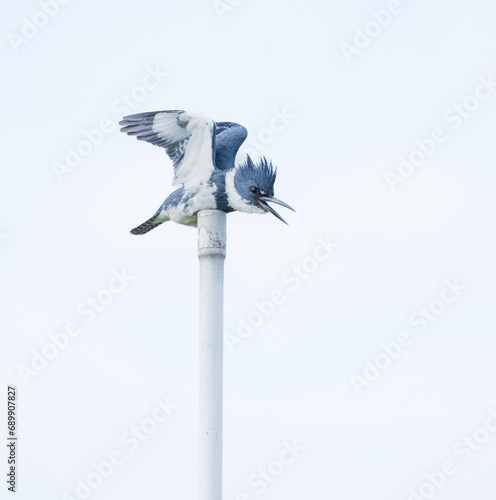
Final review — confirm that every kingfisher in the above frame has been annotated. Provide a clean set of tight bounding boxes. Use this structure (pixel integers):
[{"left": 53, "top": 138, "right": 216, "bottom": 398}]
[{"left": 119, "top": 110, "right": 294, "bottom": 235}]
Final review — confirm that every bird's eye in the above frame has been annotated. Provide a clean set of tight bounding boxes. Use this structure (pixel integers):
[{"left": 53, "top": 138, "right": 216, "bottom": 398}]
[{"left": 250, "top": 186, "right": 259, "bottom": 194}]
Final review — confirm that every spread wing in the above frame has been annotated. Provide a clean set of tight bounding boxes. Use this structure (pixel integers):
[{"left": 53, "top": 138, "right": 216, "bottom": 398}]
[
  {"left": 214, "top": 122, "right": 248, "bottom": 170},
  {"left": 119, "top": 110, "right": 215, "bottom": 187}
]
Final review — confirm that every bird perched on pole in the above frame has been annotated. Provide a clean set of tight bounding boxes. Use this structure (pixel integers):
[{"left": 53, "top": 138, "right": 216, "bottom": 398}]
[{"left": 119, "top": 110, "right": 294, "bottom": 235}]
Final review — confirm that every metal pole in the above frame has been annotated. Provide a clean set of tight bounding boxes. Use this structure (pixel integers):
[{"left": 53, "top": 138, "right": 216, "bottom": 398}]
[{"left": 197, "top": 209, "right": 226, "bottom": 500}]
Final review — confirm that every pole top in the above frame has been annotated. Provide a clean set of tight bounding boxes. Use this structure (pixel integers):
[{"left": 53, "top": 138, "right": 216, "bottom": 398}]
[{"left": 197, "top": 210, "right": 226, "bottom": 258}]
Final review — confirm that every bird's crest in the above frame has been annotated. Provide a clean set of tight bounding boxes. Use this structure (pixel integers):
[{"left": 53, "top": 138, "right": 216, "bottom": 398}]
[{"left": 237, "top": 156, "right": 277, "bottom": 191}]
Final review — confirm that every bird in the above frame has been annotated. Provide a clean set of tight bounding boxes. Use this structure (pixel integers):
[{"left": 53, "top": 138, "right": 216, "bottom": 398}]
[{"left": 119, "top": 109, "right": 294, "bottom": 235}]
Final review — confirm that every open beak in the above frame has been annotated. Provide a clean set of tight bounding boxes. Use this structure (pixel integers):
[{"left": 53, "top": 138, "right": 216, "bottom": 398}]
[{"left": 258, "top": 196, "right": 295, "bottom": 225}]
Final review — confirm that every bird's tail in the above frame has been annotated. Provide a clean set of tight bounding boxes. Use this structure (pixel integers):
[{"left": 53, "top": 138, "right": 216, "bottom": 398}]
[{"left": 130, "top": 214, "right": 169, "bottom": 235}]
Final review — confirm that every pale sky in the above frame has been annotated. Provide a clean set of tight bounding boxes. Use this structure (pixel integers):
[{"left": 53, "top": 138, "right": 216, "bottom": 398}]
[{"left": 2, "top": 0, "right": 496, "bottom": 499}]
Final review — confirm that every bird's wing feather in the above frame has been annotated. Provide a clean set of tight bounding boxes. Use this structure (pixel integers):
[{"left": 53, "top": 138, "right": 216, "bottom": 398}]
[
  {"left": 215, "top": 122, "right": 247, "bottom": 147},
  {"left": 120, "top": 110, "right": 215, "bottom": 186},
  {"left": 214, "top": 122, "right": 248, "bottom": 170}
]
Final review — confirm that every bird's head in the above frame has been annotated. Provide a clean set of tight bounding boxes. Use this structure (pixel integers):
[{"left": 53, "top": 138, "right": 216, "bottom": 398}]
[{"left": 231, "top": 156, "right": 294, "bottom": 224}]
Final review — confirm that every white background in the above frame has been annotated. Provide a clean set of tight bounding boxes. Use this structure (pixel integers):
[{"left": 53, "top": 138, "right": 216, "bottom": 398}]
[{"left": 1, "top": 0, "right": 496, "bottom": 499}]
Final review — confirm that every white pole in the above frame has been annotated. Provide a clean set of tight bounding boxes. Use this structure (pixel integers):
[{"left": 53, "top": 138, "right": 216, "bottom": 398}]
[{"left": 197, "top": 209, "right": 226, "bottom": 500}]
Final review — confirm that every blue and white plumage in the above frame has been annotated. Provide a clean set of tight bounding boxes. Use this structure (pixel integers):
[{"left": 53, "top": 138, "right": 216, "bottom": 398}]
[{"left": 119, "top": 110, "right": 294, "bottom": 234}]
